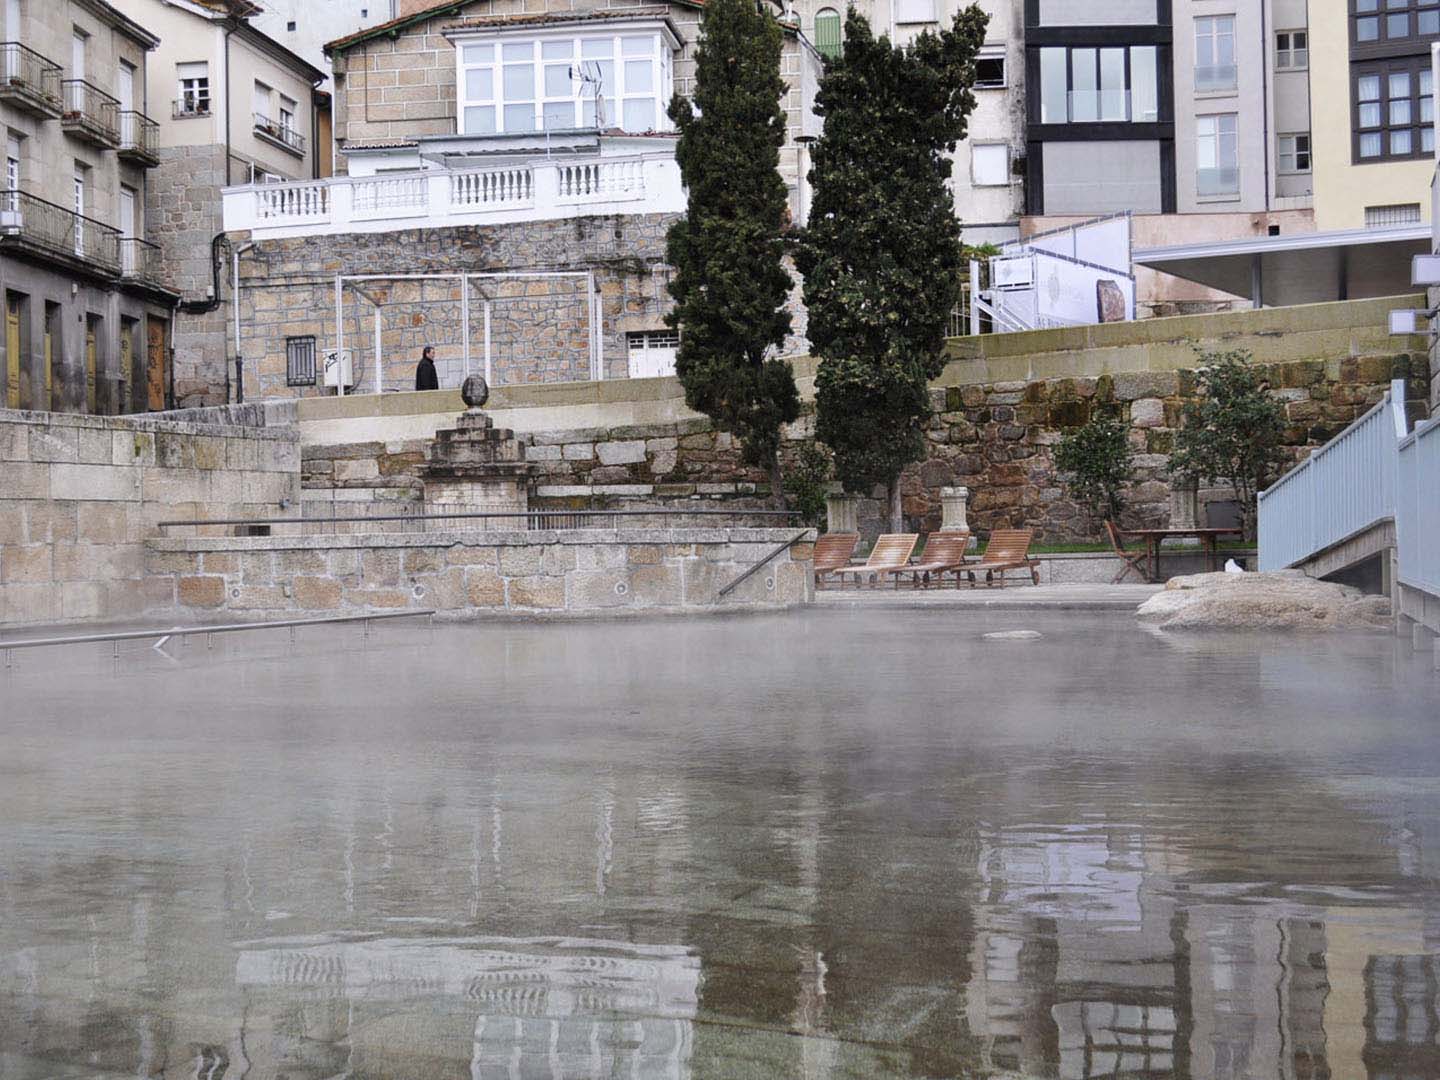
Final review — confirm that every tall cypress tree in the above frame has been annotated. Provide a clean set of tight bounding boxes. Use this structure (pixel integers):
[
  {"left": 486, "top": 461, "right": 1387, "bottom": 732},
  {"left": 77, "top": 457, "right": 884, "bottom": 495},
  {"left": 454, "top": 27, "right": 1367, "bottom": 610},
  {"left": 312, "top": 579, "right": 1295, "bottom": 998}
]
[
  {"left": 665, "top": 0, "right": 799, "bottom": 506},
  {"left": 797, "top": 9, "right": 987, "bottom": 530}
]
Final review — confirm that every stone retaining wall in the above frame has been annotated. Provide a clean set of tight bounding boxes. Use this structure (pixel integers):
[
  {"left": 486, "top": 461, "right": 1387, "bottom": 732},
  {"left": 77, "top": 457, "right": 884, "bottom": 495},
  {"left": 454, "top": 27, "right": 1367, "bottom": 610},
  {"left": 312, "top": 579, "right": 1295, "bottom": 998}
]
[
  {"left": 147, "top": 528, "right": 814, "bottom": 618},
  {"left": 0, "top": 409, "right": 300, "bottom": 627}
]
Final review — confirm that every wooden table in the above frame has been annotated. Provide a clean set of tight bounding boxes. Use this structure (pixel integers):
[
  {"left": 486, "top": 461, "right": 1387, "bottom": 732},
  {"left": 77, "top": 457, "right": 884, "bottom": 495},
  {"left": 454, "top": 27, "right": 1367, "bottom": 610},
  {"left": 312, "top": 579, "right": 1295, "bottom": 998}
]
[{"left": 1128, "top": 527, "right": 1244, "bottom": 582}]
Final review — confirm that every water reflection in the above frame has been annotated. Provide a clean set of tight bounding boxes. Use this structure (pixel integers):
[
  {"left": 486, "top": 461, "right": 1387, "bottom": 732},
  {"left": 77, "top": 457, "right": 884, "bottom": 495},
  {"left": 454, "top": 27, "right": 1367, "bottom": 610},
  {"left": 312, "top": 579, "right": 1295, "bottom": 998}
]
[{"left": 0, "top": 610, "right": 1437, "bottom": 1078}]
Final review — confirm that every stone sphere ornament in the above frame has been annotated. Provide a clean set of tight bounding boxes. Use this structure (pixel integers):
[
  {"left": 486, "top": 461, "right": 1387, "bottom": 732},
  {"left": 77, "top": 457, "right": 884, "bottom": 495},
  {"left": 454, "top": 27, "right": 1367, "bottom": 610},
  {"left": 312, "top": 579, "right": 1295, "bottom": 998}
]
[{"left": 461, "top": 374, "right": 490, "bottom": 409}]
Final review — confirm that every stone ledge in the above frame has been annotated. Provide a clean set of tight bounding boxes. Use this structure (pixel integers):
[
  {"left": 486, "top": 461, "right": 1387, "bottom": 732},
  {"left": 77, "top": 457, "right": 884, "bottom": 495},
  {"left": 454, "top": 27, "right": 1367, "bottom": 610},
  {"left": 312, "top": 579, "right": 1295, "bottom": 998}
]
[
  {"left": 0, "top": 408, "right": 300, "bottom": 443},
  {"left": 148, "top": 527, "right": 813, "bottom": 553}
]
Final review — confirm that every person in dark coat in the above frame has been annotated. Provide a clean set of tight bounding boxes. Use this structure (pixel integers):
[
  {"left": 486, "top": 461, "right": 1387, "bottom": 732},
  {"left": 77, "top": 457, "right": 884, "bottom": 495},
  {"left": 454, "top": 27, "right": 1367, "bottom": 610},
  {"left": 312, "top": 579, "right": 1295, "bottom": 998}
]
[{"left": 415, "top": 345, "right": 439, "bottom": 391}]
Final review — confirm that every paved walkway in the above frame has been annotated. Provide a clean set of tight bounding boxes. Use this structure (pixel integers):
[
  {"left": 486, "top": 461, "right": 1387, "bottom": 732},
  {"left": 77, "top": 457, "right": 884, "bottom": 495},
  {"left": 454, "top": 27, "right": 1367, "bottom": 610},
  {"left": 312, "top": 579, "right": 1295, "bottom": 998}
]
[{"left": 813, "top": 582, "right": 1163, "bottom": 610}]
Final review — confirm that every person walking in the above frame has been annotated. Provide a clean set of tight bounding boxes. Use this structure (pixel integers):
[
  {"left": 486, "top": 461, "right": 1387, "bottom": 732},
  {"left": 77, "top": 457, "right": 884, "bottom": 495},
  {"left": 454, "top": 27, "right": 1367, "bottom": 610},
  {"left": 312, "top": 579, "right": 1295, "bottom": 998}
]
[{"left": 414, "top": 345, "right": 439, "bottom": 391}]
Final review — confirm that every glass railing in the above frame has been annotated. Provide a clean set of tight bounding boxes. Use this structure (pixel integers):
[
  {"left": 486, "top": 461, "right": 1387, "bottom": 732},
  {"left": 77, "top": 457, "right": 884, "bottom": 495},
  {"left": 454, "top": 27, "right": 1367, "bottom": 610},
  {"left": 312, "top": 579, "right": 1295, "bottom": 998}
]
[
  {"left": 1195, "top": 64, "right": 1238, "bottom": 93},
  {"left": 1067, "top": 89, "right": 1131, "bottom": 123},
  {"left": 1197, "top": 165, "right": 1241, "bottom": 196}
]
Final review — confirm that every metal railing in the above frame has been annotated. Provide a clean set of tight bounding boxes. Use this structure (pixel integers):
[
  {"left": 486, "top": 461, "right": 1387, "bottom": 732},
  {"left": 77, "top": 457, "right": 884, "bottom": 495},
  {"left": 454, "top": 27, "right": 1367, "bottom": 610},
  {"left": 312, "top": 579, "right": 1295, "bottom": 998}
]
[
  {"left": 172, "top": 96, "right": 210, "bottom": 118},
  {"left": 0, "top": 41, "right": 63, "bottom": 112},
  {"left": 118, "top": 109, "right": 159, "bottom": 159},
  {"left": 1396, "top": 412, "right": 1440, "bottom": 595},
  {"left": 159, "top": 507, "right": 803, "bottom": 536},
  {"left": 1258, "top": 381, "right": 1408, "bottom": 571},
  {"left": 0, "top": 189, "right": 121, "bottom": 271},
  {"left": 62, "top": 78, "right": 120, "bottom": 142},
  {"left": 119, "top": 236, "right": 162, "bottom": 281},
  {"left": 254, "top": 112, "right": 305, "bottom": 153}
]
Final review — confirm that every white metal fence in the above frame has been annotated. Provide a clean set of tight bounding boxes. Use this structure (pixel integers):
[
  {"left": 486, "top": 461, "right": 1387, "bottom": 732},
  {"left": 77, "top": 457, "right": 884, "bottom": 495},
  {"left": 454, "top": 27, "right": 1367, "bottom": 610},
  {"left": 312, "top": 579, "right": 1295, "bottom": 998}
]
[{"left": 1397, "top": 412, "right": 1440, "bottom": 595}]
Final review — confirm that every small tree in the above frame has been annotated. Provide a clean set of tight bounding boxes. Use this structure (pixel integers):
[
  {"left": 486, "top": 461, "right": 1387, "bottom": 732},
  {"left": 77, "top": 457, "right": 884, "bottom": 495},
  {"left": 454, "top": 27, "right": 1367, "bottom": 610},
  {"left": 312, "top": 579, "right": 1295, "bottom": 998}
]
[
  {"left": 1054, "top": 416, "right": 1132, "bottom": 524},
  {"left": 797, "top": 8, "right": 988, "bottom": 530},
  {"left": 665, "top": 0, "right": 799, "bottom": 506},
  {"left": 784, "top": 441, "right": 833, "bottom": 529},
  {"left": 1169, "top": 349, "right": 1287, "bottom": 541}
]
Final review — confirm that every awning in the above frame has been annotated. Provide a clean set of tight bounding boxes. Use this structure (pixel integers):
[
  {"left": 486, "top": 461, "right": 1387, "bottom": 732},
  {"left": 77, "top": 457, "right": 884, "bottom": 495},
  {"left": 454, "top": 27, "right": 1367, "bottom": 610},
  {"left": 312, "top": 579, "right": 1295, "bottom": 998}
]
[{"left": 1133, "top": 224, "right": 1431, "bottom": 307}]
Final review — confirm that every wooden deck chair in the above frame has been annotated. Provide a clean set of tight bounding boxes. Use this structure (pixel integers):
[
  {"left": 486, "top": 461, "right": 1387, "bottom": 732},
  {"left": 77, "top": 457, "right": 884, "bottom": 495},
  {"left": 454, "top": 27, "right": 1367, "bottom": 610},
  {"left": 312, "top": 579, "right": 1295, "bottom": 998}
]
[
  {"left": 831, "top": 533, "right": 919, "bottom": 588},
  {"left": 1104, "top": 520, "right": 1150, "bottom": 584},
  {"left": 812, "top": 532, "right": 860, "bottom": 589},
  {"left": 884, "top": 531, "right": 972, "bottom": 589},
  {"left": 965, "top": 528, "right": 1041, "bottom": 588}
]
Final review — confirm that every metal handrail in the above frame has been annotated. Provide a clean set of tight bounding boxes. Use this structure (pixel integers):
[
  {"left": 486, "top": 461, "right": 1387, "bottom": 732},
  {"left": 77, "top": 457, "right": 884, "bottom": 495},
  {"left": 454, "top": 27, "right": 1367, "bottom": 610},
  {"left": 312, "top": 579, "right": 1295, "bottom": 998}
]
[
  {"left": 158, "top": 508, "right": 803, "bottom": 529},
  {"left": 254, "top": 111, "right": 305, "bottom": 152},
  {"left": 118, "top": 109, "right": 159, "bottom": 155},
  {"left": 717, "top": 529, "right": 811, "bottom": 598},
  {"left": 62, "top": 78, "right": 120, "bottom": 139},
  {"left": 0, "top": 188, "right": 122, "bottom": 270},
  {"left": 0, "top": 41, "right": 63, "bottom": 105},
  {"left": 1, "top": 609, "right": 435, "bottom": 664}
]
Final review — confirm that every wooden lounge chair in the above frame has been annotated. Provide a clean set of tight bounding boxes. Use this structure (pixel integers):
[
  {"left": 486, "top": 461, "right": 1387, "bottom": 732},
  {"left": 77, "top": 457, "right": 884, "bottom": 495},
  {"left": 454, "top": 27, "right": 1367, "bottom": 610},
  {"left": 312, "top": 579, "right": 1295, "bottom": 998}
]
[
  {"left": 884, "top": 531, "right": 972, "bottom": 588},
  {"left": 812, "top": 532, "right": 860, "bottom": 589},
  {"left": 831, "top": 533, "right": 919, "bottom": 588},
  {"left": 965, "top": 528, "right": 1041, "bottom": 587},
  {"left": 1104, "top": 520, "right": 1150, "bottom": 584}
]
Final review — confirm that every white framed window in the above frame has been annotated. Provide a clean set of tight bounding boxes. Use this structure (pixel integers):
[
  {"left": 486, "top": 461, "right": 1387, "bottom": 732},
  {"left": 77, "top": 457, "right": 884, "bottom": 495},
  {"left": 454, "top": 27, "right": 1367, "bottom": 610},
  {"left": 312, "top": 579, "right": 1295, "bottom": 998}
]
[
  {"left": 5, "top": 133, "right": 18, "bottom": 212},
  {"left": 1195, "top": 15, "right": 1236, "bottom": 92},
  {"left": 895, "top": 0, "right": 936, "bottom": 24},
  {"left": 279, "top": 94, "right": 297, "bottom": 133},
  {"left": 1278, "top": 132, "right": 1310, "bottom": 173},
  {"left": 71, "top": 27, "right": 86, "bottom": 80},
  {"left": 626, "top": 329, "right": 678, "bottom": 378},
  {"left": 975, "top": 47, "right": 1006, "bottom": 88},
  {"left": 177, "top": 61, "right": 209, "bottom": 115},
  {"left": 455, "top": 27, "right": 675, "bottom": 136},
  {"left": 1196, "top": 113, "right": 1238, "bottom": 196},
  {"left": 971, "top": 143, "right": 1010, "bottom": 186},
  {"left": 1275, "top": 29, "right": 1307, "bottom": 70},
  {"left": 72, "top": 163, "right": 86, "bottom": 255},
  {"left": 5, "top": 0, "right": 20, "bottom": 40},
  {"left": 253, "top": 80, "right": 272, "bottom": 123}
]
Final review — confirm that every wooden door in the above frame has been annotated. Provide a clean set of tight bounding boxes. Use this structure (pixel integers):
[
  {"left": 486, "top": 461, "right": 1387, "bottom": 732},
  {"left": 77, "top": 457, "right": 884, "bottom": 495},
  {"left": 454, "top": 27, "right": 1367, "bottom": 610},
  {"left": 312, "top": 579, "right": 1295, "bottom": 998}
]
[
  {"left": 146, "top": 318, "right": 165, "bottom": 411},
  {"left": 5, "top": 296, "right": 18, "bottom": 409},
  {"left": 42, "top": 324, "right": 52, "bottom": 410},
  {"left": 85, "top": 324, "right": 96, "bottom": 413}
]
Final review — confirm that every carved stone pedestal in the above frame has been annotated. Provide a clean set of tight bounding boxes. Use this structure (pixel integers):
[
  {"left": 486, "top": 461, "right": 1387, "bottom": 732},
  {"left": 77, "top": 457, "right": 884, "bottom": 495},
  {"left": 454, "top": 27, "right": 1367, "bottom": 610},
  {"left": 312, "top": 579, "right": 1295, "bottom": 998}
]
[{"left": 421, "top": 402, "right": 535, "bottom": 526}]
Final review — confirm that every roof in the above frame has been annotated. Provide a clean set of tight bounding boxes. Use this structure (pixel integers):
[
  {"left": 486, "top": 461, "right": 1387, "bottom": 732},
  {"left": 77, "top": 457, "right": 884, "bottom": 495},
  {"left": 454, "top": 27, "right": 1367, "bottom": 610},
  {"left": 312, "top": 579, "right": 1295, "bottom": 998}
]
[
  {"left": 324, "top": 0, "right": 793, "bottom": 54},
  {"left": 1134, "top": 225, "right": 1430, "bottom": 307},
  {"left": 77, "top": 0, "right": 162, "bottom": 49},
  {"left": 442, "top": 8, "right": 683, "bottom": 40}
]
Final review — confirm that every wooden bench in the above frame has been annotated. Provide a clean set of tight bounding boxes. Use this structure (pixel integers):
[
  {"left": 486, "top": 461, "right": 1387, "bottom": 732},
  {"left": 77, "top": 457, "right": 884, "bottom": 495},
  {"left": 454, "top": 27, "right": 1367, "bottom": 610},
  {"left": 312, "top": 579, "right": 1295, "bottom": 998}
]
[
  {"left": 812, "top": 533, "right": 860, "bottom": 589},
  {"left": 831, "top": 533, "right": 919, "bottom": 588},
  {"left": 965, "top": 528, "right": 1041, "bottom": 587},
  {"left": 884, "top": 531, "right": 972, "bottom": 588}
]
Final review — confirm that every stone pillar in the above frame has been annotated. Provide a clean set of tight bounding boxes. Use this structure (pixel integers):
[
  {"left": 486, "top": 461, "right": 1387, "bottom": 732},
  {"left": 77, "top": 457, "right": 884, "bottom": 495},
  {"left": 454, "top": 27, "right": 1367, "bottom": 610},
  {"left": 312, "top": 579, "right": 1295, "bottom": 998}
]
[
  {"left": 1169, "top": 478, "right": 1199, "bottom": 530},
  {"left": 420, "top": 376, "right": 536, "bottom": 527},
  {"left": 940, "top": 486, "right": 970, "bottom": 532},
  {"left": 826, "top": 493, "right": 859, "bottom": 534}
]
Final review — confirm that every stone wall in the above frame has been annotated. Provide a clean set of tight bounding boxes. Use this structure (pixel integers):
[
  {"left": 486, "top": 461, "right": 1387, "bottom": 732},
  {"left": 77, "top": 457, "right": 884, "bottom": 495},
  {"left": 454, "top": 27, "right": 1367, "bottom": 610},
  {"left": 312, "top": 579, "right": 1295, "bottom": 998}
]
[
  {"left": 0, "top": 409, "right": 300, "bottom": 627},
  {"left": 147, "top": 528, "right": 814, "bottom": 618}
]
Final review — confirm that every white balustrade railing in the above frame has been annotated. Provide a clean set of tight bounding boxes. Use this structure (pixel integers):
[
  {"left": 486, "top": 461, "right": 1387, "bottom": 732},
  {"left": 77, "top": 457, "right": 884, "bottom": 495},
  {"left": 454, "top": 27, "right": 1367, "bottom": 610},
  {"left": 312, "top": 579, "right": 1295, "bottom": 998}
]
[
  {"left": 1396, "top": 413, "right": 1440, "bottom": 595},
  {"left": 1258, "top": 380, "right": 1408, "bottom": 571},
  {"left": 224, "top": 155, "right": 679, "bottom": 237}
]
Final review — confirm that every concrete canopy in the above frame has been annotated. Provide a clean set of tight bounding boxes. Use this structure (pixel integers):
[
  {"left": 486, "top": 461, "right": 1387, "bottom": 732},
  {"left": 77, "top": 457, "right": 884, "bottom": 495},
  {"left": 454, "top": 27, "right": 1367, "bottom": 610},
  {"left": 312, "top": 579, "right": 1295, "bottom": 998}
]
[{"left": 1133, "top": 225, "right": 1430, "bottom": 308}]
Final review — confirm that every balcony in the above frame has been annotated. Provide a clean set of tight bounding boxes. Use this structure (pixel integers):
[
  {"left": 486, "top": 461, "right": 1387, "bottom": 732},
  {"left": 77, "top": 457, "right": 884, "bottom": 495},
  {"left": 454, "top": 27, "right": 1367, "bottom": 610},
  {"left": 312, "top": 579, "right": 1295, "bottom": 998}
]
[
  {"left": 119, "top": 236, "right": 163, "bottom": 283},
  {"left": 0, "top": 42, "right": 63, "bottom": 119},
  {"left": 254, "top": 112, "right": 305, "bottom": 156},
  {"left": 1197, "top": 165, "right": 1241, "bottom": 197},
  {"left": 61, "top": 79, "right": 120, "bottom": 148},
  {"left": 173, "top": 96, "right": 210, "bottom": 119},
  {"left": 0, "top": 190, "right": 121, "bottom": 274},
  {"left": 118, "top": 110, "right": 160, "bottom": 167},
  {"left": 222, "top": 154, "right": 683, "bottom": 239}
]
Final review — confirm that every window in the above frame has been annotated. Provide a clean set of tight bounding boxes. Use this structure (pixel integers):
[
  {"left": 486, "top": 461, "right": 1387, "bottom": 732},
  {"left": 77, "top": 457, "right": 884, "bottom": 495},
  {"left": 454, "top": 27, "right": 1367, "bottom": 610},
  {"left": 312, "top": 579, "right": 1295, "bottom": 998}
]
[
  {"left": 1196, "top": 15, "right": 1237, "bottom": 92},
  {"left": 1197, "top": 113, "right": 1239, "bottom": 195},
  {"left": 457, "top": 31, "right": 671, "bottom": 135},
  {"left": 253, "top": 80, "right": 272, "bottom": 124},
  {"left": 71, "top": 28, "right": 85, "bottom": 80},
  {"left": 975, "top": 49, "right": 1005, "bottom": 88},
  {"left": 5, "top": 0, "right": 19, "bottom": 39},
  {"left": 895, "top": 0, "right": 935, "bottom": 24},
  {"left": 286, "top": 20, "right": 296, "bottom": 32},
  {"left": 279, "top": 94, "right": 297, "bottom": 134},
  {"left": 1365, "top": 202, "right": 1422, "bottom": 225},
  {"left": 1353, "top": 0, "right": 1440, "bottom": 44},
  {"left": 5, "top": 134, "right": 18, "bottom": 211},
  {"left": 1354, "top": 59, "right": 1434, "bottom": 161},
  {"left": 814, "top": 8, "right": 841, "bottom": 60},
  {"left": 286, "top": 336, "right": 317, "bottom": 386},
  {"left": 971, "top": 143, "right": 1009, "bottom": 185},
  {"left": 72, "top": 163, "right": 86, "bottom": 255},
  {"left": 1037, "top": 45, "right": 1159, "bottom": 123},
  {"left": 176, "top": 61, "right": 209, "bottom": 115},
  {"left": 1276, "top": 30, "right": 1308, "bottom": 69},
  {"left": 625, "top": 330, "right": 678, "bottom": 379},
  {"left": 1278, "top": 132, "right": 1311, "bottom": 172}
]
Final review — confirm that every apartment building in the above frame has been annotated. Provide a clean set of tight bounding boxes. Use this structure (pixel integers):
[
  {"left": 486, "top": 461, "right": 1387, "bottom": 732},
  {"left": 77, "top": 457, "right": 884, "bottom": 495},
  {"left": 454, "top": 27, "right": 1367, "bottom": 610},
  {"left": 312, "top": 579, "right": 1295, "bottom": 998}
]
[
  {"left": 109, "top": 0, "right": 326, "bottom": 407},
  {"left": 1311, "top": 0, "right": 1440, "bottom": 230},
  {"left": 1, "top": 0, "right": 178, "bottom": 414},
  {"left": 249, "top": 0, "right": 398, "bottom": 90}
]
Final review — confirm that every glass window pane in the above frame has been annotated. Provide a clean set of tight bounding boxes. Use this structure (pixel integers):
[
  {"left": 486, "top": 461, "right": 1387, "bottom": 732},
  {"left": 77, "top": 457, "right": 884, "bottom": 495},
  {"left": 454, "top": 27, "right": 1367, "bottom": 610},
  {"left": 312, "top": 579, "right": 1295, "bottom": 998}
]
[
  {"left": 502, "top": 42, "right": 531, "bottom": 61},
  {"left": 621, "top": 36, "right": 653, "bottom": 56},
  {"left": 544, "top": 64, "right": 571, "bottom": 97},
  {"left": 503, "top": 103, "right": 534, "bottom": 131},
  {"left": 581, "top": 38, "right": 612, "bottom": 58},
  {"left": 1357, "top": 16, "right": 1379, "bottom": 40},
  {"left": 1390, "top": 72, "right": 1411, "bottom": 98},
  {"left": 504, "top": 63, "right": 534, "bottom": 100},
  {"left": 462, "top": 44, "right": 493, "bottom": 64},
  {"left": 463, "top": 104, "right": 495, "bottom": 134},
  {"left": 1360, "top": 131, "right": 1382, "bottom": 156},
  {"left": 625, "top": 58, "right": 653, "bottom": 93},
  {"left": 1217, "top": 17, "right": 1235, "bottom": 64},
  {"left": 1071, "top": 48, "right": 1097, "bottom": 122},
  {"left": 1355, "top": 0, "right": 1377, "bottom": 10},
  {"left": 1424, "top": 127, "right": 1435, "bottom": 153},
  {"left": 1387, "top": 13, "right": 1409, "bottom": 37},
  {"left": 1391, "top": 129, "right": 1412, "bottom": 154},
  {"left": 542, "top": 40, "right": 572, "bottom": 59},
  {"left": 1039, "top": 48, "right": 1067, "bottom": 123},
  {"left": 1426, "top": 71, "right": 1437, "bottom": 96},
  {"left": 1131, "top": 46, "right": 1157, "bottom": 122},
  {"left": 1359, "top": 75, "right": 1381, "bottom": 100},
  {"left": 582, "top": 98, "right": 597, "bottom": 126},
  {"left": 465, "top": 67, "right": 493, "bottom": 101},
  {"left": 1423, "top": 97, "right": 1434, "bottom": 123},
  {"left": 622, "top": 97, "right": 655, "bottom": 131},
  {"left": 1360, "top": 102, "right": 1382, "bottom": 127},
  {"left": 542, "top": 101, "right": 575, "bottom": 128},
  {"left": 1391, "top": 98, "right": 1412, "bottom": 125}
]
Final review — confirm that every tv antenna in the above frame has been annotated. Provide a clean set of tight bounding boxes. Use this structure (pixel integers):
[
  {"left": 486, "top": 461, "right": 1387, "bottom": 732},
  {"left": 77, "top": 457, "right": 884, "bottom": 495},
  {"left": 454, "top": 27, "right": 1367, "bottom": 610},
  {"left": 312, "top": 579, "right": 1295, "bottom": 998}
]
[{"left": 570, "top": 61, "right": 607, "bottom": 129}]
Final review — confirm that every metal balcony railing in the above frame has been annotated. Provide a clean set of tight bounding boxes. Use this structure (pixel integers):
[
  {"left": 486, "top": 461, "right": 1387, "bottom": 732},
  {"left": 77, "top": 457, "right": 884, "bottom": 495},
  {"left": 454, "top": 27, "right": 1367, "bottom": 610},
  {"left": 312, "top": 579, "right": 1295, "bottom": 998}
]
[
  {"left": 0, "top": 41, "right": 63, "bottom": 116},
  {"left": 118, "top": 110, "right": 159, "bottom": 162},
  {"left": 254, "top": 112, "right": 305, "bottom": 154},
  {"left": 1197, "top": 165, "right": 1241, "bottom": 196},
  {"left": 61, "top": 79, "right": 120, "bottom": 145},
  {"left": 119, "top": 236, "right": 162, "bottom": 282},
  {"left": 173, "top": 95, "right": 210, "bottom": 118},
  {"left": 0, "top": 189, "right": 121, "bottom": 272}
]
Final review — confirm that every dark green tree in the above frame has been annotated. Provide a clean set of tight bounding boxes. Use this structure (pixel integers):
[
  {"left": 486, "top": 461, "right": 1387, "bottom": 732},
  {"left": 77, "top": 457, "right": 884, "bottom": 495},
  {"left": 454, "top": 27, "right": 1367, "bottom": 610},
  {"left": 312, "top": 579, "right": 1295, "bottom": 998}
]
[
  {"left": 1169, "top": 349, "right": 1288, "bottom": 541},
  {"left": 1054, "top": 416, "right": 1133, "bottom": 525},
  {"left": 797, "top": 7, "right": 987, "bottom": 530},
  {"left": 665, "top": 0, "right": 799, "bottom": 505}
]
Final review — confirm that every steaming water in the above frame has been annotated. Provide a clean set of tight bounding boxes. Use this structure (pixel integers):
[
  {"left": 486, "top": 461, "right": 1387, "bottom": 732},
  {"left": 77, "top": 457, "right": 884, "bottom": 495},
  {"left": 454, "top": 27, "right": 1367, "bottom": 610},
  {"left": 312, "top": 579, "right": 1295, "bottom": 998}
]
[{"left": 0, "top": 609, "right": 1437, "bottom": 1078}]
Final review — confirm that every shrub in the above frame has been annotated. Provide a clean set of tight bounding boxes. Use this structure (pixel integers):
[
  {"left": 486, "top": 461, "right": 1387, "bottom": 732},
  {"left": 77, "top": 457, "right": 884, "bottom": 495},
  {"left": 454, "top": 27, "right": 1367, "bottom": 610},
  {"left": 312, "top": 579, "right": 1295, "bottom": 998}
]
[
  {"left": 785, "top": 442, "right": 834, "bottom": 529},
  {"left": 1053, "top": 416, "right": 1133, "bottom": 524}
]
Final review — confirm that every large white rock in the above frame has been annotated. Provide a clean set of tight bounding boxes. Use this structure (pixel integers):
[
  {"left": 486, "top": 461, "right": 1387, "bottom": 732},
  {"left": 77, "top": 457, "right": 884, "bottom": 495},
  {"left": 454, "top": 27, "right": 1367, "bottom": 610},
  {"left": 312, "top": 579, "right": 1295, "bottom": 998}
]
[{"left": 1136, "top": 570, "right": 1391, "bottom": 632}]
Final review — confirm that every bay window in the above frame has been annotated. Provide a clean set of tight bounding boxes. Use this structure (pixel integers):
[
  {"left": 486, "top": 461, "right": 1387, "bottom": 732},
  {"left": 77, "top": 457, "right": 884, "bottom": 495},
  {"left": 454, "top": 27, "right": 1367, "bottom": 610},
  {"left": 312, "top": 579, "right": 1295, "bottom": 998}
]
[
  {"left": 1354, "top": 59, "right": 1435, "bottom": 161},
  {"left": 456, "top": 27, "right": 675, "bottom": 136}
]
